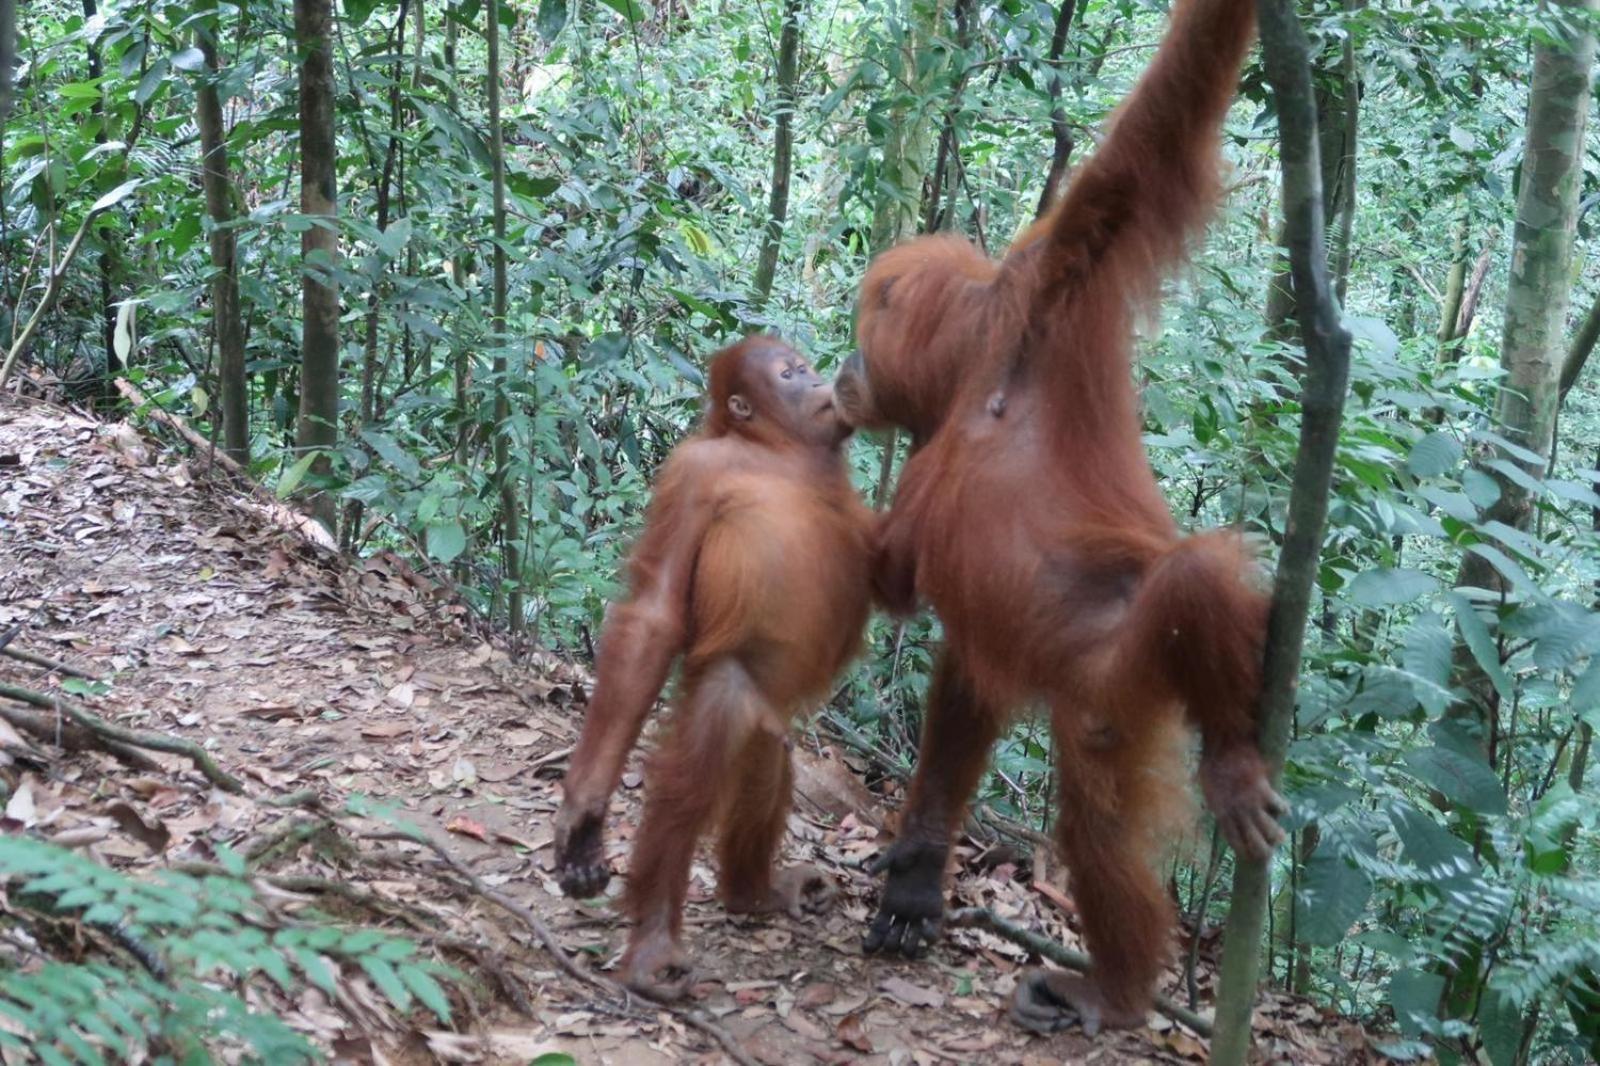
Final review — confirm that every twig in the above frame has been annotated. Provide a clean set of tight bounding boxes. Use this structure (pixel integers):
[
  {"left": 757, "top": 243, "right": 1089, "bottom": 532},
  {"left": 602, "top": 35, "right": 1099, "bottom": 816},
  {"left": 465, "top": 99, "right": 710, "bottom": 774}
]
[
  {"left": 0, "top": 703, "right": 161, "bottom": 771},
  {"left": 1, "top": 644, "right": 106, "bottom": 681},
  {"left": 0, "top": 682, "right": 239, "bottom": 788},
  {"left": 528, "top": 744, "right": 573, "bottom": 773},
  {"left": 946, "top": 906, "right": 1213, "bottom": 1037},
  {"left": 363, "top": 829, "right": 760, "bottom": 1066}
]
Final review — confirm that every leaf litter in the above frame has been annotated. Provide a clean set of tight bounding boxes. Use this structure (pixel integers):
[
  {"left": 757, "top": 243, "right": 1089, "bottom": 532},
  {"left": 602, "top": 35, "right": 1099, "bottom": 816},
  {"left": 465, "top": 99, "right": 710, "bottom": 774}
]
[{"left": 0, "top": 395, "right": 1379, "bottom": 1064}]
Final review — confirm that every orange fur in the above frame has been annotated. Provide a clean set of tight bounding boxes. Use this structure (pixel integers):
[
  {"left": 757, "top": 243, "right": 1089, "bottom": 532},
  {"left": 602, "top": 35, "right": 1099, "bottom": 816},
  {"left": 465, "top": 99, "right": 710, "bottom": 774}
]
[
  {"left": 553, "top": 336, "right": 874, "bottom": 997},
  {"left": 836, "top": 0, "right": 1281, "bottom": 1027}
]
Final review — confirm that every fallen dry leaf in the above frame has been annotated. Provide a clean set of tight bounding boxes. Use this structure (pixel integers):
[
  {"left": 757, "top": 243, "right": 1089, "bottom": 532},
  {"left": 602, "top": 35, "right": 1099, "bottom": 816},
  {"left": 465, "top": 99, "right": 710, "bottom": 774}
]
[
  {"left": 360, "top": 721, "right": 412, "bottom": 739},
  {"left": 103, "top": 801, "right": 172, "bottom": 854},
  {"left": 880, "top": 975, "right": 945, "bottom": 1009},
  {"left": 836, "top": 1011, "right": 874, "bottom": 1053},
  {"left": 445, "top": 815, "right": 491, "bottom": 843}
]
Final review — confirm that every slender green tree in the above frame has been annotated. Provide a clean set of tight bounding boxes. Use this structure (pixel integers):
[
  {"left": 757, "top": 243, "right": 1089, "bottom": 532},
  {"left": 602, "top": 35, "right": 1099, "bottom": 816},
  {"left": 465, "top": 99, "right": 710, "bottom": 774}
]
[
  {"left": 487, "top": 0, "right": 522, "bottom": 630},
  {"left": 1210, "top": 0, "right": 1353, "bottom": 1058},
  {"left": 196, "top": 2, "right": 249, "bottom": 465},
  {"left": 752, "top": 0, "right": 803, "bottom": 304},
  {"left": 294, "top": 0, "right": 341, "bottom": 531}
]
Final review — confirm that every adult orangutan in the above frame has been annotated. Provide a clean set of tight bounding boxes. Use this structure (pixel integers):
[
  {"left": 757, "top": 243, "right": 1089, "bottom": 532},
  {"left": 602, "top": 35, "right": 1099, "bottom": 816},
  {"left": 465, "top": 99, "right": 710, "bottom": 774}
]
[
  {"left": 552, "top": 336, "right": 874, "bottom": 999},
  {"left": 832, "top": 0, "right": 1284, "bottom": 1036}
]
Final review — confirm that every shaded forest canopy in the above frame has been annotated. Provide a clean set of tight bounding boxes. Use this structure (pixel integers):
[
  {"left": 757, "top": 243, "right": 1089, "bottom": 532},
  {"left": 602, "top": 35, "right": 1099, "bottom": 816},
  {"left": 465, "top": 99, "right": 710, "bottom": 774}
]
[{"left": 3, "top": 0, "right": 1600, "bottom": 1063}]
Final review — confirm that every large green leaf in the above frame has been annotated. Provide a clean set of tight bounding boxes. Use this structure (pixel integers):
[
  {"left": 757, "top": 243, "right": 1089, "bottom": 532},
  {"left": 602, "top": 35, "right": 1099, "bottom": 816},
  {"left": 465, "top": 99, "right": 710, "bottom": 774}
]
[
  {"left": 1389, "top": 804, "right": 1477, "bottom": 882},
  {"left": 1296, "top": 850, "right": 1373, "bottom": 947},
  {"left": 1404, "top": 745, "right": 1507, "bottom": 815},
  {"left": 1390, "top": 969, "right": 1445, "bottom": 1039},
  {"left": 537, "top": 0, "right": 569, "bottom": 40},
  {"left": 427, "top": 522, "right": 467, "bottom": 563},
  {"left": 1346, "top": 567, "right": 1438, "bottom": 609}
]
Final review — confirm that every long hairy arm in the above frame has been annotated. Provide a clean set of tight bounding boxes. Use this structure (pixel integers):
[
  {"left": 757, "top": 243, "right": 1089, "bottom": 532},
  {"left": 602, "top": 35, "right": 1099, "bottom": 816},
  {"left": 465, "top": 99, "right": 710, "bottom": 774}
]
[{"left": 1026, "top": 0, "right": 1257, "bottom": 306}]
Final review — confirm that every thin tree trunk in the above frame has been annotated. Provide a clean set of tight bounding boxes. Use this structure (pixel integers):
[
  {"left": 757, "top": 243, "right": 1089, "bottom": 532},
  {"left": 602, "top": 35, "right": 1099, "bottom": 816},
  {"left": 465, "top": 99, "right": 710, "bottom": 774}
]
[
  {"left": 1559, "top": 286, "right": 1600, "bottom": 402},
  {"left": 1437, "top": 217, "right": 1469, "bottom": 357},
  {"left": 487, "top": 0, "right": 522, "bottom": 630},
  {"left": 1455, "top": 0, "right": 1597, "bottom": 603},
  {"left": 1330, "top": 2, "right": 1358, "bottom": 305},
  {"left": 294, "top": 0, "right": 340, "bottom": 533},
  {"left": 80, "top": 0, "right": 120, "bottom": 380},
  {"left": 925, "top": 0, "right": 973, "bottom": 233},
  {"left": 196, "top": 9, "right": 249, "bottom": 466},
  {"left": 407, "top": 0, "right": 426, "bottom": 382},
  {"left": 1456, "top": 245, "right": 1492, "bottom": 341},
  {"left": 1034, "top": 0, "right": 1079, "bottom": 219},
  {"left": 752, "top": 0, "right": 802, "bottom": 304},
  {"left": 1441, "top": 0, "right": 1598, "bottom": 1033},
  {"left": 866, "top": 0, "right": 945, "bottom": 511},
  {"left": 0, "top": 0, "right": 15, "bottom": 118},
  {"left": 1210, "top": 1, "right": 1353, "bottom": 1060},
  {"left": 1266, "top": 31, "right": 1350, "bottom": 342},
  {"left": 868, "top": 0, "right": 945, "bottom": 250},
  {"left": 345, "top": 0, "right": 410, "bottom": 549}
]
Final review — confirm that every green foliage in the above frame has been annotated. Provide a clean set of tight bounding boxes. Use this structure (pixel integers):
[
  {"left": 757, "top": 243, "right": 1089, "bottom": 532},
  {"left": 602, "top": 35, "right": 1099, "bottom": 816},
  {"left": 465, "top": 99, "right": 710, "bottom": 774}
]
[
  {"left": 0, "top": 836, "right": 455, "bottom": 1063},
  {"left": 7, "top": 0, "right": 1600, "bottom": 1059}
]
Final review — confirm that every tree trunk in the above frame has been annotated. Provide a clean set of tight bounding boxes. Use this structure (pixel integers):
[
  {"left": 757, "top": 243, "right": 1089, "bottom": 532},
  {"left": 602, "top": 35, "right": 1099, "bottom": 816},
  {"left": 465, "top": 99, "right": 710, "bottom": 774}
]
[
  {"left": 294, "top": 0, "right": 341, "bottom": 533},
  {"left": 0, "top": 0, "right": 15, "bottom": 118},
  {"left": 1034, "top": 0, "right": 1079, "bottom": 219},
  {"left": 752, "top": 0, "right": 802, "bottom": 304},
  {"left": 196, "top": 9, "right": 249, "bottom": 466},
  {"left": 1437, "top": 217, "right": 1469, "bottom": 355},
  {"left": 1209, "top": 1, "right": 1353, "bottom": 1061},
  {"left": 1455, "top": 0, "right": 1597, "bottom": 604},
  {"left": 1441, "top": 0, "right": 1598, "bottom": 1036},
  {"left": 80, "top": 0, "right": 121, "bottom": 381},
  {"left": 1330, "top": 2, "right": 1358, "bottom": 305},
  {"left": 868, "top": 0, "right": 946, "bottom": 251},
  {"left": 1265, "top": 28, "right": 1352, "bottom": 341},
  {"left": 1559, "top": 285, "right": 1600, "bottom": 402},
  {"left": 487, "top": 0, "right": 523, "bottom": 631}
]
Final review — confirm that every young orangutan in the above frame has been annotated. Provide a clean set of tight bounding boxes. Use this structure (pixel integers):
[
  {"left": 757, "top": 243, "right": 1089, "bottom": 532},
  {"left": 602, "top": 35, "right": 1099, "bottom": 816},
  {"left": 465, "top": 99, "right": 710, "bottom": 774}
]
[
  {"left": 552, "top": 336, "right": 874, "bottom": 999},
  {"left": 832, "top": 0, "right": 1283, "bottom": 1036}
]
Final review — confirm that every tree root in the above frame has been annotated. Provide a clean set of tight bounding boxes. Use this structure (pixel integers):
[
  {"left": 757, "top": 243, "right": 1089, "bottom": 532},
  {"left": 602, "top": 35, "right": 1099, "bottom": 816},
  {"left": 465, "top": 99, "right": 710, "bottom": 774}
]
[
  {"left": 0, "top": 681, "right": 243, "bottom": 792},
  {"left": 946, "top": 906, "right": 1213, "bottom": 1036},
  {"left": 1, "top": 644, "right": 106, "bottom": 681},
  {"left": 0, "top": 703, "right": 163, "bottom": 772}
]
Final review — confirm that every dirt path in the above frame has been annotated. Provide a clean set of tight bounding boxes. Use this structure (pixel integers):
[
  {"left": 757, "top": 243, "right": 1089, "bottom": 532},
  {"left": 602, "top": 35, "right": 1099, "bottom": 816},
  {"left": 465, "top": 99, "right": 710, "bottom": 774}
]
[{"left": 0, "top": 396, "right": 1368, "bottom": 1064}]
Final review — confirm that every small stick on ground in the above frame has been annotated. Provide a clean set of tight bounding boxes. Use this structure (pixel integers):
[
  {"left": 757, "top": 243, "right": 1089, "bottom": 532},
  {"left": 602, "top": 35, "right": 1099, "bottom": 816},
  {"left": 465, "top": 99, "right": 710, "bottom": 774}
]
[
  {"left": 0, "top": 681, "right": 243, "bottom": 792},
  {"left": 1, "top": 644, "right": 106, "bottom": 681},
  {"left": 946, "top": 906, "right": 1214, "bottom": 1037},
  {"left": 0, "top": 700, "right": 164, "bottom": 773},
  {"left": 364, "top": 828, "right": 761, "bottom": 1066}
]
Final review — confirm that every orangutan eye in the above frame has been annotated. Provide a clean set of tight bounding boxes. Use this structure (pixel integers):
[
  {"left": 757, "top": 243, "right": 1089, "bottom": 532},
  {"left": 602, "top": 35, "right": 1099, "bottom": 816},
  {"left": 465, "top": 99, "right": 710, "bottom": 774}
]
[{"left": 781, "top": 368, "right": 794, "bottom": 380}]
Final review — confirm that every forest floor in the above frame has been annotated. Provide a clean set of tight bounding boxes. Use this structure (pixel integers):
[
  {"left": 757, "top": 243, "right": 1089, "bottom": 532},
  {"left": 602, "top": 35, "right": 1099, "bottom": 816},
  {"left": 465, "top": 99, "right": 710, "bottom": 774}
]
[{"left": 0, "top": 393, "right": 1388, "bottom": 1065}]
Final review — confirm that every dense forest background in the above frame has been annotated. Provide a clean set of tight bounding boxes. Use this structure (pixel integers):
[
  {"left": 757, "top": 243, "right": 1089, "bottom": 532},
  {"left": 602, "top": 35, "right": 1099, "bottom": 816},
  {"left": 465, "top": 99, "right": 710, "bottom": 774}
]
[{"left": 5, "top": 0, "right": 1600, "bottom": 1062}]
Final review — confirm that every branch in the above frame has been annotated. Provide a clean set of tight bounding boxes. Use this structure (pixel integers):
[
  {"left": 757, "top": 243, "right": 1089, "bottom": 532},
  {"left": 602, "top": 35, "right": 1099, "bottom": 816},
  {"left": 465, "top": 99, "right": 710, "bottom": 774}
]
[
  {"left": 0, "top": 681, "right": 243, "bottom": 792},
  {"left": 946, "top": 907, "right": 1213, "bottom": 1035},
  {"left": 0, "top": 703, "right": 161, "bottom": 771},
  {"left": 1, "top": 644, "right": 106, "bottom": 681},
  {"left": 1209, "top": 2, "right": 1353, "bottom": 1063},
  {"left": 363, "top": 829, "right": 760, "bottom": 1066}
]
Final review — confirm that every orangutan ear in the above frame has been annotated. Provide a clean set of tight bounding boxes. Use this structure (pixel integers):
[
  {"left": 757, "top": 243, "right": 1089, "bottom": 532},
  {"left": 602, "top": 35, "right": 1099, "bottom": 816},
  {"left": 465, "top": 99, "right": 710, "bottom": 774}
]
[{"left": 727, "top": 394, "right": 753, "bottom": 421}]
